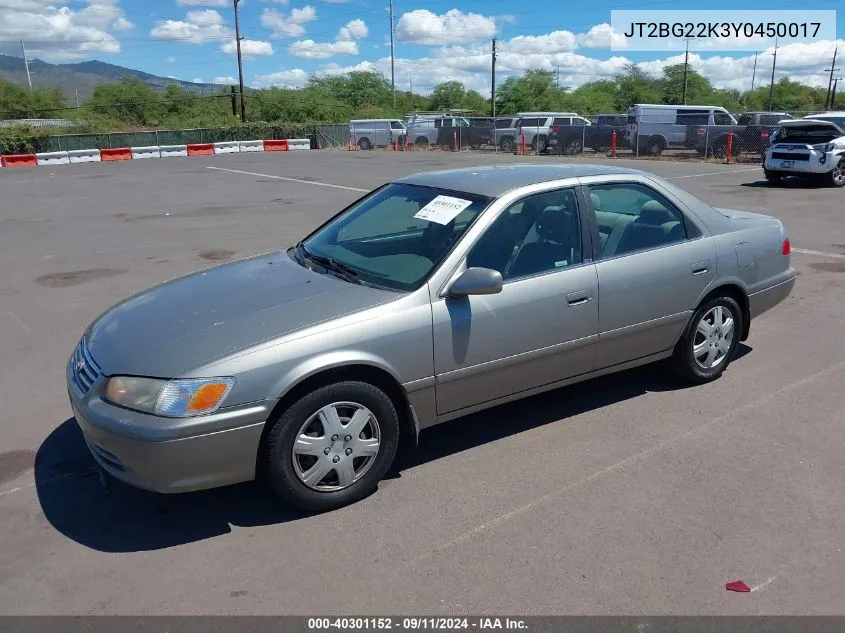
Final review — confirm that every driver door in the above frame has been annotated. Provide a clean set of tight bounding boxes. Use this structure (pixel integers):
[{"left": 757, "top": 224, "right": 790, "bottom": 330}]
[{"left": 430, "top": 187, "right": 600, "bottom": 416}]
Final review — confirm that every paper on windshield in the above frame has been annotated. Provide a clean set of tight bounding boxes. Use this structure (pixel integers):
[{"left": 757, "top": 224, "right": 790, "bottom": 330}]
[{"left": 413, "top": 195, "right": 474, "bottom": 225}]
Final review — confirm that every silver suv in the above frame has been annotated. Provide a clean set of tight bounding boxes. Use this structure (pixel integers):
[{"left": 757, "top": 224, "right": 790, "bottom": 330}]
[
  {"left": 406, "top": 115, "right": 470, "bottom": 147},
  {"left": 515, "top": 112, "right": 589, "bottom": 153}
]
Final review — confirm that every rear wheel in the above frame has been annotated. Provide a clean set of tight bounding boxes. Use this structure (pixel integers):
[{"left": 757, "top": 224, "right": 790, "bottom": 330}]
[
  {"left": 261, "top": 381, "right": 400, "bottom": 512},
  {"left": 763, "top": 168, "right": 782, "bottom": 185},
  {"left": 500, "top": 136, "right": 514, "bottom": 152},
  {"left": 670, "top": 295, "right": 743, "bottom": 384},
  {"left": 566, "top": 139, "right": 583, "bottom": 155},
  {"left": 645, "top": 136, "right": 665, "bottom": 156},
  {"left": 357, "top": 137, "right": 372, "bottom": 151},
  {"left": 827, "top": 158, "right": 845, "bottom": 187}
]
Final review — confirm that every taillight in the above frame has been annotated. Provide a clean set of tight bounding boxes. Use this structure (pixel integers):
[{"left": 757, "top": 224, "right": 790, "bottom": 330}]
[
  {"left": 550, "top": 126, "right": 559, "bottom": 135},
  {"left": 697, "top": 128, "right": 706, "bottom": 136},
  {"left": 782, "top": 238, "right": 791, "bottom": 255},
  {"left": 761, "top": 130, "right": 770, "bottom": 139}
]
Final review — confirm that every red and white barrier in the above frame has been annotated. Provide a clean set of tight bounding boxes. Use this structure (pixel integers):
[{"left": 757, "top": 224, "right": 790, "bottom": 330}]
[{"left": 3, "top": 137, "right": 315, "bottom": 167}]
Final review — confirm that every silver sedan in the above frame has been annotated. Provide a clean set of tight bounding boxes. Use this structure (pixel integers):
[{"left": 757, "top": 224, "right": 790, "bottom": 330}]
[{"left": 67, "top": 164, "right": 796, "bottom": 511}]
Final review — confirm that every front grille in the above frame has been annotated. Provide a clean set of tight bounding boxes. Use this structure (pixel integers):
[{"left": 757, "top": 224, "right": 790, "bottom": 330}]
[
  {"left": 772, "top": 152, "right": 810, "bottom": 161},
  {"left": 71, "top": 338, "right": 101, "bottom": 395}
]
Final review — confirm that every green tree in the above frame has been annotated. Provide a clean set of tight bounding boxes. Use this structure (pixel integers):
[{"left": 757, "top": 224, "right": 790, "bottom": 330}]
[
  {"left": 613, "top": 64, "right": 661, "bottom": 111},
  {"left": 661, "top": 64, "right": 713, "bottom": 105},
  {"left": 85, "top": 77, "right": 164, "bottom": 126},
  {"left": 496, "top": 70, "right": 566, "bottom": 114},
  {"left": 427, "top": 81, "right": 466, "bottom": 110},
  {"left": 0, "top": 79, "right": 67, "bottom": 119},
  {"left": 307, "top": 71, "right": 393, "bottom": 110}
]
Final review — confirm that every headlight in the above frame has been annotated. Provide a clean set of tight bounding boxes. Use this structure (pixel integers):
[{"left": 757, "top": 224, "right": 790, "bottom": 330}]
[
  {"left": 813, "top": 143, "right": 834, "bottom": 152},
  {"left": 104, "top": 376, "right": 235, "bottom": 417}
]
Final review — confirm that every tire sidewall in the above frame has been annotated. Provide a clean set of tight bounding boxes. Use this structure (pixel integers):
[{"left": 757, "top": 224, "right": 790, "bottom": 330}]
[
  {"left": 677, "top": 296, "right": 743, "bottom": 382},
  {"left": 263, "top": 381, "right": 399, "bottom": 512}
]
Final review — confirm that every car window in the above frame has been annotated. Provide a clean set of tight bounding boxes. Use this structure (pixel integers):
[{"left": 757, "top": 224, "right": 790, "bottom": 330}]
[
  {"left": 465, "top": 188, "right": 582, "bottom": 281},
  {"left": 495, "top": 119, "right": 513, "bottom": 129},
  {"left": 302, "top": 183, "right": 492, "bottom": 292},
  {"left": 587, "top": 183, "right": 688, "bottom": 258},
  {"left": 738, "top": 114, "right": 753, "bottom": 125},
  {"left": 390, "top": 121, "right": 404, "bottom": 129},
  {"left": 713, "top": 113, "right": 734, "bottom": 125},
  {"left": 677, "top": 113, "right": 709, "bottom": 126},
  {"left": 552, "top": 117, "right": 571, "bottom": 125},
  {"left": 519, "top": 118, "right": 541, "bottom": 127}
]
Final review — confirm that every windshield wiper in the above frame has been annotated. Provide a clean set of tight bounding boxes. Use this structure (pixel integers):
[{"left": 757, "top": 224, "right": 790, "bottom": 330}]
[{"left": 296, "top": 242, "right": 362, "bottom": 285}]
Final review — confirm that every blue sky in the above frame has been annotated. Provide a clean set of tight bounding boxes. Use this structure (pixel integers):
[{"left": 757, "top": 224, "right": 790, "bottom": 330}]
[{"left": 1, "top": 0, "right": 843, "bottom": 95}]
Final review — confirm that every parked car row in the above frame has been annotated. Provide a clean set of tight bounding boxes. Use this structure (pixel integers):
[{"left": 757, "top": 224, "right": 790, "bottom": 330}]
[{"left": 762, "top": 112, "right": 845, "bottom": 187}]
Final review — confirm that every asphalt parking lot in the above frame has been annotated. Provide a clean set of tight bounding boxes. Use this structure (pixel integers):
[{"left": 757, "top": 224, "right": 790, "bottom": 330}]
[{"left": 1, "top": 150, "right": 844, "bottom": 615}]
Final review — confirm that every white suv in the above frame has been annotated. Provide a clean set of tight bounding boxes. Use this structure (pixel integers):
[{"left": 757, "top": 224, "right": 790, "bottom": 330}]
[{"left": 763, "top": 118, "right": 845, "bottom": 187}]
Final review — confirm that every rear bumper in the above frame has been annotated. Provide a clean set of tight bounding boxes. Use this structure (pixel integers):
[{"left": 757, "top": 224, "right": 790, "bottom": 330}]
[
  {"left": 749, "top": 272, "right": 796, "bottom": 320},
  {"left": 763, "top": 150, "right": 836, "bottom": 175}
]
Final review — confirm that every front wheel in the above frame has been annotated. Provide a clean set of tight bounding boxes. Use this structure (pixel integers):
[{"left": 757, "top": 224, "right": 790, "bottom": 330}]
[
  {"left": 827, "top": 158, "right": 845, "bottom": 187},
  {"left": 261, "top": 381, "right": 400, "bottom": 512},
  {"left": 670, "top": 296, "right": 743, "bottom": 384}
]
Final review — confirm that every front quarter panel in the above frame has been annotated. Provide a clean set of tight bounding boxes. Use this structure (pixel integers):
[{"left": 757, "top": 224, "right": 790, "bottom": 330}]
[{"left": 188, "top": 289, "right": 434, "bottom": 410}]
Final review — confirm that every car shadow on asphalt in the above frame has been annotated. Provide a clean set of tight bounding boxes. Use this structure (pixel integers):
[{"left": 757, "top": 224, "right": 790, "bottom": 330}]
[
  {"left": 36, "top": 344, "right": 751, "bottom": 553},
  {"left": 741, "top": 178, "right": 823, "bottom": 188}
]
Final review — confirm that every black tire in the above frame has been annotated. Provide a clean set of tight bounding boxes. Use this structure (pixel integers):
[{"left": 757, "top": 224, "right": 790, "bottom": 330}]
[
  {"left": 827, "top": 158, "right": 845, "bottom": 187},
  {"left": 566, "top": 139, "right": 583, "bottom": 155},
  {"left": 670, "top": 295, "right": 743, "bottom": 384},
  {"left": 645, "top": 137, "right": 664, "bottom": 156},
  {"left": 763, "top": 168, "right": 782, "bottom": 185},
  {"left": 500, "top": 136, "right": 514, "bottom": 153},
  {"left": 357, "top": 137, "right": 372, "bottom": 150},
  {"left": 261, "top": 381, "right": 400, "bottom": 512}
]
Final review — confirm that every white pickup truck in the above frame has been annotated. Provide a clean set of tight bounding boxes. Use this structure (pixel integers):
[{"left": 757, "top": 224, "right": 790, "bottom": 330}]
[{"left": 763, "top": 118, "right": 845, "bottom": 187}]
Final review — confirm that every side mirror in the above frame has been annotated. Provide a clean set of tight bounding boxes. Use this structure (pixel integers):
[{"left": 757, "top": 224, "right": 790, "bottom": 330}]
[{"left": 445, "top": 267, "right": 503, "bottom": 297}]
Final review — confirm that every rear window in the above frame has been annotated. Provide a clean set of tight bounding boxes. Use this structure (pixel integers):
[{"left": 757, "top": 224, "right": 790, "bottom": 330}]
[
  {"left": 518, "top": 118, "right": 542, "bottom": 127},
  {"left": 552, "top": 117, "right": 570, "bottom": 125},
  {"left": 713, "top": 113, "right": 734, "bottom": 125},
  {"left": 676, "top": 112, "right": 710, "bottom": 125},
  {"left": 495, "top": 119, "right": 514, "bottom": 129},
  {"left": 738, "top": 114, "right": 753, "bottom": 125}
]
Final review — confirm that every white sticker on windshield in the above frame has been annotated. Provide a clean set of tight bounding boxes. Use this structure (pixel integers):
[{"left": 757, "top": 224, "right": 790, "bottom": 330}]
[{"left": 413, "top": 195, "right": 474, "bottom": 225}]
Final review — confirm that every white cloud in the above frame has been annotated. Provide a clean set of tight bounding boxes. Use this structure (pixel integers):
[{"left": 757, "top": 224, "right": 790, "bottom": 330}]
[
  {"left": 578, "top": 23, "right": 627, "bottom": 49},
  {"left": 253, "top": 68, "right": 310, "bottom": 88},
  {"left": 192, "top": 77, "right": 204, "bottom": 83},
  {"left": 165, "top": 56, "right": 177, "bottom": 63},
  {"left": 337, "top": 18, "right": 367, "bottom": 42},
  {"left": 213, "top": 75, "right": 236, "bottom": 83},
  {"left": 177, "top": 0, "right": 228, "bottom": 5},
  {"left": 150, "top": 9, "right": 234, "bottom": 44},
  {"left": 0, "top": 1, "right": 133, "bottom": 61},
  {"left": 396, "top": 9, "right": 497, "bottom": 45},
  {"left": 288, "top": 39, "right": 357, "bottom": 59},
  {"left": 260, "top": 6, "right": 317, "bottom": 38},
  {"left": 221, "top": 38, "right": 274, "bottom": 57}
]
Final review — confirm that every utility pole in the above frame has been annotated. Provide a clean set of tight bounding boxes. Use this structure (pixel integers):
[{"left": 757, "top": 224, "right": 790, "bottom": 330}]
[
  {"left": 833, "top": 77, "right": 842, "bottom": 110},
  {"left": 681, "top": 37, "right": 690, "bottom": 105},
  {"left": 233, "top": 0, "right": 246, "bottom": 122},
  {"left": 750, "top": 51, "right": 758, "bottom": 92},
  {"left": 21, "top": 40, "right": 32, "bottom": 92},
  {"left": 767, "top": 37, "right": 778, "bottom": 111},
  {"left": 823, "top": 46, "right": 839, "bottom": 110},
  {"left": 389, "top": 0, "right": 395, "bottom": 108},
  {"left": 491, "top": 38, "right": 497, "bottom": 118}
]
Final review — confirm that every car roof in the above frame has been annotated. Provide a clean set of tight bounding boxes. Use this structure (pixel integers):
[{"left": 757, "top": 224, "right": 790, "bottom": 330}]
[
  {"left": 782, "top": 118, "right": 845, "bottom": 131},
  {"left": 393, "top": 163, "right": 644, "bottom": 198}
]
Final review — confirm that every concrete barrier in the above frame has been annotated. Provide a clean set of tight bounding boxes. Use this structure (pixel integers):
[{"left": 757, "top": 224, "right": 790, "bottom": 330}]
[
  {"left": 263, "top": 139, "right": 289, "bottom": 152},
  {"left": 214, "top": 141, "right": 240, "bottom": 154},
  {"left": 68, "top": 149, "right": 101, "bottom": 163},
  {"left": 239, "top": 140, "right": 264, "bottom": 152},
  {"left": 100, "top": 147, "right": 132, "bottom": 161},
  {"left": 131, "top": 146, "right": 161, "bottom": 159},
  {"left": 287, "top": 138, "right": 311, "bottom": 151},
  {"left": 187, "top": 143, "right": 214, "bottom": 156},
  {"left": 36, "top": 151, "right": 70, "bottom": 166},
  {"left": 1, "top": 153, "right": 37, "bottom": 167},
  {"left": 159, "top": 145, "right": 188, "bottom": 158}
]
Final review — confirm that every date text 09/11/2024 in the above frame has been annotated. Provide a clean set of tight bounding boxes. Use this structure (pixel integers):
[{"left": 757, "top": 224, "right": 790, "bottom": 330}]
[{"left": 307, "top": 618, "right": 528, "bottom": 630}]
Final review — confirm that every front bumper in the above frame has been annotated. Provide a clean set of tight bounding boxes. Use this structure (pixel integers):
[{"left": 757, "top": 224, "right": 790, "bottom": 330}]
[
  {"left": 763, "top": 149, "right": 837, "bottom": 175},
  {"left": 66, "top": 356, "right": 272, "bottom": 494}
]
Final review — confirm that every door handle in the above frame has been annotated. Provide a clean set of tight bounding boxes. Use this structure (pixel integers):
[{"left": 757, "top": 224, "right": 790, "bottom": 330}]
[
  {"left": 566, "top": 289, "right": 592, "bottom": 306},
  {"left": 691, "top": 260, "right": 711, "bottom": 276}
]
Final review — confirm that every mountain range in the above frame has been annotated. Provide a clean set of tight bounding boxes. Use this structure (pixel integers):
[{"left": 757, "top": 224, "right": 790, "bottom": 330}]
[{"left": 0, "top": 55, "right": 224, "bottom": 103}]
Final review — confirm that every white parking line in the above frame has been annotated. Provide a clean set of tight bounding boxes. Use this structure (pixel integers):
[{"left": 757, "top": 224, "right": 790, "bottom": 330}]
[
  {"left": 665, "top": 167, "right": 761, "bottom": 180},
  {"left": 792, "top": 248, "right": 845, "bottom": 261},
  {"left": 206, "top": 166, "right": 369, "bottom": 192}
]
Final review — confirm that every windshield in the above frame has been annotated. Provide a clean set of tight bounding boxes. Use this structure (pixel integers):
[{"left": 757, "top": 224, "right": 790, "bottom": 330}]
[{"left": 296, "top": 183, "right": 493, "bottom": 292}]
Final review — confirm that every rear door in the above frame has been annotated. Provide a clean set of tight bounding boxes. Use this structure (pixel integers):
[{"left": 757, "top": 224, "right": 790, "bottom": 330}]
[{"left": 580, "top": 175, "right": 717, "bottom": 369}]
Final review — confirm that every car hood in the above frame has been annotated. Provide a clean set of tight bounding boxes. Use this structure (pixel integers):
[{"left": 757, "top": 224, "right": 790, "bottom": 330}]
[{"left": 85, "top": 251, "right": 397, "bottom": 377}]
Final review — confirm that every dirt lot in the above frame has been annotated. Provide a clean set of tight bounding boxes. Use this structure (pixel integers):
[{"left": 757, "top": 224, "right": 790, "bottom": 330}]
[{"left": 1, "top": 150, "right": 844, "bottom": 615}]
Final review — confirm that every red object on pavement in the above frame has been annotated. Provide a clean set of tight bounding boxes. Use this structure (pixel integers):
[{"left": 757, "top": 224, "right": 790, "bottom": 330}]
[
  {"left": 610, "top": 129, "right": 617, "bottom": 157},
  {"left": 726, "top": 131, "right": 734, "bottom": 164},
  {"left": 726, "top": 580, "right": 751, "bottom": 592}
]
